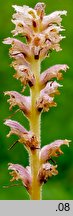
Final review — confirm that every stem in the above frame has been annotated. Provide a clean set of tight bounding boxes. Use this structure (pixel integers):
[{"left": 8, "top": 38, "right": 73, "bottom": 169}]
[{"left": 29, "top": 59, "right": 41, "bottom": 200}]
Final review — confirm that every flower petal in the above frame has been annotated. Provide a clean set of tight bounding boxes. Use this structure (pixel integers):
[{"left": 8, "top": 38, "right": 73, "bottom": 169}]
[
  {"left": 4, "top": 91, "right": 31, "bottom": 117},
  {"left": 40, "top": 139, "right": 70, "bottom": 163},
  {"left": 8, "top": 163, "right": 31, "bottom": 191},
  {"left": 40, "top": 64, "right": 69, "bottom": 87},
  {"left": 38, "top": 162, "right": 58, "bottom": 184}
]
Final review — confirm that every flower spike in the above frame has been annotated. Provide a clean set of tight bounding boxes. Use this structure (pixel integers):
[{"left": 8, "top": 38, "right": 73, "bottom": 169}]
[{"left": 4, "top": 2, "right": 69, "bottom": 200}]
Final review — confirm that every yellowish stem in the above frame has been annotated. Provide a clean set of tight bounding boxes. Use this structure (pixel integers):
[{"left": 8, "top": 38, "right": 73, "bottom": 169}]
[{"left": 29, "top": 60, "right": 41, "bottom": 200}]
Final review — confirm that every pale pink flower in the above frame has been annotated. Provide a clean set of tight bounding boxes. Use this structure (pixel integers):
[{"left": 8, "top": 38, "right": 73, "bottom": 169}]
[
  {"left": 38, "top": 162, "right": 58, "bottom": 184},
  {"left": 40, "top": 64, "right": 69, "bottom": 87},
  {"left": 40, "top": 139, "right": 70, "bottom": 163},
  {"left": 41, "top": 81, "right": 62, "bottom": 96},
  {"left": 12, "top": 54, "right": 35, "bottom": 88},
  {"left": 4, "top": 119, "right": 27, "bottom": 136},
  {"left": 42, "top": 11, "right": 67, "bottom": 30},
  {"left": 36, "top": 81, "right": 62, "bottom": 112},
  {"left": 3, "top": 38, "right": 31, "bottom": 61},
  {"left": 3, "top": 38, "right": 35, "bottom": 88},
  {"left": 4, "top": 91, "right": 31, "bottom": 117},
  {"left": 12, "top": 5, "right": 38, "bottom": 19},
  {"left": 8, "top": 163, "right": 32, "bottom": 191},
  {"left": 36, "top": 93, "right": 56, "bottom": 112},
  {"left": 11, "top": 20, "right": 34, "bottom": 42},
  {"left": 4, "top": 119, "right": 38, "bottom": 150}
]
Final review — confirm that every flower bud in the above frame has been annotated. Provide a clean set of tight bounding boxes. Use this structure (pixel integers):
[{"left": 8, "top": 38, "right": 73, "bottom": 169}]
[{"left": 34, "top": 2, "right": 45, "bottom": 20}]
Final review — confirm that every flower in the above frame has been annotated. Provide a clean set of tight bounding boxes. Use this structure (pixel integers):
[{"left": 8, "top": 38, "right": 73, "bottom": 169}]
[
  {"left": 4, "top": 119, "right": 38, "bottom": 150},
  {"left": 4, "top": 119, "right": 27, "bottom": 137},
  {"left": 11, "top": 20, "right": 34, "bottom": 42},
  {"left": 36, "top": 93, "right": 56, "bottom": 112},
  {"left": 36, "top": 81, "right": 62, "bottom": 112},
  {"left": 40, "top": 139, "right": 70, "bottom": 163},
  {"left": 40, "top": 64, "right": 69, "bottom": 87},
  {"left": 4, "top": 91, "right": 31, "bottom": 118},
  {"left": 8, "top": 163, "right": 31, "bottom": 192},
  {"left": 42, "top": 11, "right": 67, "bottom": 30},
  {"left": 3, "top": 38, "right": 31, "bottom": 60},
  {"left": 3, "top": 38, "right": 35, "bottom": 88},
  {"left": 12, "top": 53, "right": 35, "bottom": 88},
  {"left": 36, "top": 64, "right": 68, "bottom": 112},
  {"left": 38, "top": 162, "right": 58, "bottom": 184},
  {"left": 12, "top": 4, "right": 39, "bottom": 34},
  {"left": 41, "top": 81, "right": 62, "bottom": 96}
]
